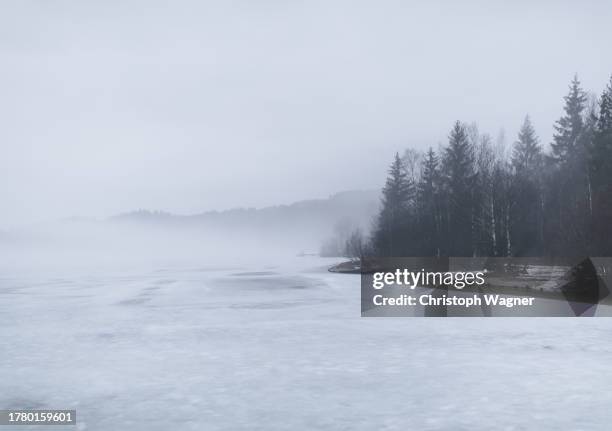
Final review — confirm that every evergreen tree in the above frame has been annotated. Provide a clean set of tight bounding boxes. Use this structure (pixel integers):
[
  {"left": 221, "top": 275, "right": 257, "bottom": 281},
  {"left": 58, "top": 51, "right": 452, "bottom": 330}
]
[
  {"left": 544, "top": 76, "right": 592, "bottom": 255},
  {"left": 510, "top": 116, "right": 543, "bottom": 255},
  {"left": 551, "top": 75, "right": 587, "bottom": 164},
  {"left": 416, "top": 148, "right": 441, "bottom": 255},
  {"left": 373, "top": 153, "right": 414, "bottom": 256},
  {"left": 512, "top": 115, "right": 542, "bottom": 174},
  {"left": 596, "top": 77, "right": 612, "bottom": 132},
  {"left": 418, "top": 148, "right": 439, "bottom": 200},
  {"left": 589, "top": 76, "right": 612, "bottom": 254},
  {"left": 590, "top": 76, "right": 612, "bottom": 187},
  {"left": 442, "top": 121, "right": 476, "bottom": 256}
]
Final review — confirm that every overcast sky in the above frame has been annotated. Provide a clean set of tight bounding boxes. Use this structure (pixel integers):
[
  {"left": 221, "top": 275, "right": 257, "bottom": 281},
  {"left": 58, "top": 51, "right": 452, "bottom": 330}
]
[{"left": 1, "top": 0, "right": 611, "bottom": 226}]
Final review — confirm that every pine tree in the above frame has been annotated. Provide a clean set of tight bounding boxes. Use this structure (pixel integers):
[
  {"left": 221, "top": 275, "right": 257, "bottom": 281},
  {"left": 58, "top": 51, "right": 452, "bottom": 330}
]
[
  {"left": 445, "top": 121, "right": 474, "bottom": 181},
  {"left": 547, "top": 75, "right": 591, "bottom": 255},
  {"left": 551, "top": 75, "right": 587, "bottom": 164},
  {"left": 373, "top": 153, "right": 414, "bottom": 256},
  {"left": 419, "top": 148, "right": 439, "bottom": 199},
  {"left": 589, "top": 76, "right": 612, "bottom": 254},
  {"left": 590, "top": 76, "right": 612, "bottom": 187},
  {"left": 512, "top": 115, "right": 542, "bottom": 174},
  {"left": 596, "top": 77, "right": 612, "bottom": 133},
  {"left": 510, "top": 116, "right": 544, "bottom": 255},
  {"left": 417, "top": 148, "right": 441, "bottom": 255},
  {"left": 442, "top": 121, "right": 476, "bottom": 256}
]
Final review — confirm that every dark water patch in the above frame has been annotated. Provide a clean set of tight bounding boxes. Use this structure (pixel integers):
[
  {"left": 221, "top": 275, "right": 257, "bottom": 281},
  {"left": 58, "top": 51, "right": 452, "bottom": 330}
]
[
  {"left": 217, "top": 275, "right": 327, "bottom": 291},
  {"left": 2, "top": 398, "right": 46, "bottom": 410},
  {"left": 117, "top": 296, "right": 151, "bottom": 306},
  {"left": 154, "top": 279, "right": 176, "bottom": 285},
  {"left": 195, "top": 266, "right": 244, "bottom": 272},
  {"left": 0, "top": 288, "right": 29, "bottom": 295},
  {"left": 229, "top": 298, "right": 330, "bottom": 310},
  {"left": 2, "top": 283, "right": 43, "bottom": 291},
  {"left": 231, "top": 271, "right": 278, "bottom": 277},
  {"left": 143, "top": 286, "right": 161, "bottom": 292}
]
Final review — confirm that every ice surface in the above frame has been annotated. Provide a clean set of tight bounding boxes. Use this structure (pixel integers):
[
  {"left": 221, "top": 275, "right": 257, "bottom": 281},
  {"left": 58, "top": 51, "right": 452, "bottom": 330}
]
[{"left": 1, "top": 255, "right": 612, "bottom": 430}]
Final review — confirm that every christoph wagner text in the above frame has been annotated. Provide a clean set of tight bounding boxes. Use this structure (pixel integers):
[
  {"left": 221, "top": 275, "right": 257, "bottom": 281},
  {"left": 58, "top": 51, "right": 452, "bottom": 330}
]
[
  {"left": 373, "top": 269, "right": 485, "bottom": 290},
  {"left": 373, "top": 294, "right": 535, "bottom": 308}
]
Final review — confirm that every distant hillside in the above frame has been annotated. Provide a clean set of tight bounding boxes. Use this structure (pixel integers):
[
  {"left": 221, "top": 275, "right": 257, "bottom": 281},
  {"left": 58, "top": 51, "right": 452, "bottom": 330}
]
[
  {"left": 1, "top": 190, "right": 381, "bottom": 259},
  {"left": 109, "top": 190, "right": 380, "bottom": 247}
]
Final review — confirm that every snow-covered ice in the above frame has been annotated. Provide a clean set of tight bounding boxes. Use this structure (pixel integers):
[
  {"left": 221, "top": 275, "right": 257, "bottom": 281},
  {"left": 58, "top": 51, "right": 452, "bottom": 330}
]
[{"left": 1, "top": 255, "right": 612, "bottom": 430}]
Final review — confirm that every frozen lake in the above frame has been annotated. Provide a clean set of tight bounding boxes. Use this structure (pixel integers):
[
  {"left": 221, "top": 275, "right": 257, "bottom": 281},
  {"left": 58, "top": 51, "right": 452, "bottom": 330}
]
[{"left": 2, "top": 255, "right": 612, "bottom": 430}]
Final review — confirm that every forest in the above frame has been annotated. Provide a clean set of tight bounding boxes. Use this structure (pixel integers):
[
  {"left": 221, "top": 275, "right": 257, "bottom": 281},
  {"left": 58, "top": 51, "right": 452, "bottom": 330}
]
[{"left": 348, "top": 75, "right": 612, "bottom": 258}]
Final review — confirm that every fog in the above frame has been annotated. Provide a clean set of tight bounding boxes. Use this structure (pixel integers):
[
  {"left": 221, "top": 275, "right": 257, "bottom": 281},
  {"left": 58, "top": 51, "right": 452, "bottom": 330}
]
[
  {"left": 3, "top": 4, "right": 612, "bottom": 429},
  {"left": 0, "top": 220, "right": 292, "bottom": 272},
  {"left": 0, "top": 189, "right": 380, "bottom": 271},
  {"left": 1, "top": 0, "right": 612, "bottom": 227}
]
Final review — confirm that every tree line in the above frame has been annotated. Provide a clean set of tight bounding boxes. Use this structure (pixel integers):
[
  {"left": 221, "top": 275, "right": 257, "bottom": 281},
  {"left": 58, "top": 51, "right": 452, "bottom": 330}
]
[{"left": 356, "top": 75, "right": 612, "bottom": 258}]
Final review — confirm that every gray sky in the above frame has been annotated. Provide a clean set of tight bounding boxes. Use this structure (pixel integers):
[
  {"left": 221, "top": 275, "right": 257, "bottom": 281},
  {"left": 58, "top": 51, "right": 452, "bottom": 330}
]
[{"left": 1, "top": 0, "right": 611, "bottom": 226}]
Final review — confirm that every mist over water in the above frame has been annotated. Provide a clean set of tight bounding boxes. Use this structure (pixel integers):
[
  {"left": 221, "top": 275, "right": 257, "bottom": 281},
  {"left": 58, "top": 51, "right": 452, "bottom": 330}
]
[{"left": 0, "top": 189, "right": 379, "bottom": 273}]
